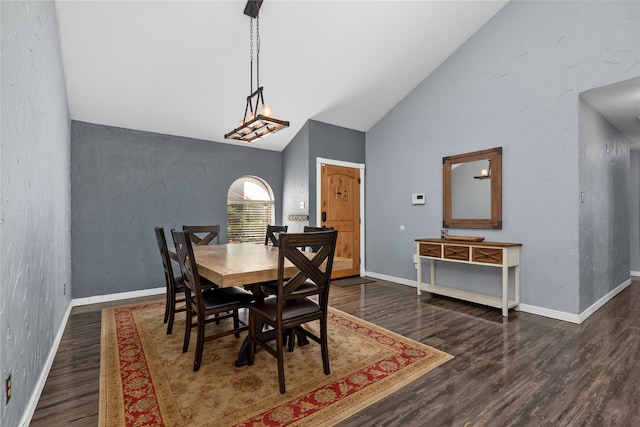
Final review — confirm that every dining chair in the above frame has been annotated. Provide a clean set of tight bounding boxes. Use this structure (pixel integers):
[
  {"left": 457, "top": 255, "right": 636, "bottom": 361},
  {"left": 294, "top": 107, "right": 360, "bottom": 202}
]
[
  {"left": 183, "top": 225, "right": 220, "bottom": 245},
  {"left": 247, "top": 230, "right": 338, "bottom": 394},
  {"left": 154, "top": 227, "right": 186, "bottom": 335},
  {"left": 303, "top": 226, "right": 334, "bottom": 252},
  {"left": 264, "top": 225, "right": 288, "bottom": 247},
  {"left": 154, "top": 227, "right": 219, "bottom": 334},
  {"left": 171, "top": 229, "right": 254, "bottom": 371}
]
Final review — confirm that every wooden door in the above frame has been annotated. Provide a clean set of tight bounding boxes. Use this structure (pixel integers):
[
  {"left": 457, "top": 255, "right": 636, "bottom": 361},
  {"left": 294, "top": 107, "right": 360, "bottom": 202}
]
[{"left": 320, "top": 164, "right": 360, "bottom": 278}]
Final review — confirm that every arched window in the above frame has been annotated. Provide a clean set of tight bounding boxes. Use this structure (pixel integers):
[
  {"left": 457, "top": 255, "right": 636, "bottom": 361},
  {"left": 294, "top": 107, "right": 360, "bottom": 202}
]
[{"left": 227, "top": 176, "right": 275, "bottom": 243}]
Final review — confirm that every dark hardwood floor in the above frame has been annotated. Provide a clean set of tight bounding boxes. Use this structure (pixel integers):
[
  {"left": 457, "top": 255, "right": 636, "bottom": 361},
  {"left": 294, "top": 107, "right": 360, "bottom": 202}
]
[{"left": 31, "top": 278, "right": 639, "bottom": 426}]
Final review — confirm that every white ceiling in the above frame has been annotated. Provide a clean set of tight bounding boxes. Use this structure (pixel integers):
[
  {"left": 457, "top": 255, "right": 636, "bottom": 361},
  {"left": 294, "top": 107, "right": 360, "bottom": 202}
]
[
  {"left": 54, "top": 1, "right": 640, "bottom": 152},
  {"left": 581, "top": 77, "right": 640, "bottom": 149}
]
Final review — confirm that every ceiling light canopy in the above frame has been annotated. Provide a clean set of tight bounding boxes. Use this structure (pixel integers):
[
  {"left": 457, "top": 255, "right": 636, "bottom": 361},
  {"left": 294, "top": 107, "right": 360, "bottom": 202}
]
[{"left": 225, "top": 0, "right": 289, "bottom": 143}]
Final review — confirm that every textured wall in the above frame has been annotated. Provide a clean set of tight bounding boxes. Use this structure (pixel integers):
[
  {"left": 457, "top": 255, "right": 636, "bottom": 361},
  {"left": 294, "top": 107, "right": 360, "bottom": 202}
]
[
  {"left": 71, "top": 122, "right": 282, "bottom": 298},
  {"left": 365, "top": 1, "right": 639, "bottom": 314},
  {"left": 578, "top": 97, "right": 630, "bottom": 311},
  {"left": 282, "top": 122, "right": 310, "bottom": 233},
  {"left": 0, "top": 1, "right": 72, "bottom": 426},
  {"left": 282, "top": 120, "right": 365, "bottom": 232},
  {"left": 630, "top": 151, "right": 640, "bottom": 272}
]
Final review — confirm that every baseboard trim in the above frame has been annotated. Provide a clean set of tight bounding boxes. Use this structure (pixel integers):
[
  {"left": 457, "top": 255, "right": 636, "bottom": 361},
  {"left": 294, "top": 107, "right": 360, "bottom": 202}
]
[
  {"left": 363, "top": 271, "right": 417, "bottom": 288},
  {"left": 20, "top": 300, "right": 73, "bottom": 427},
  {"left": 365, "top": 271, "right": 635, "bottom": 324},
  {"left": 631, "top": 270, "right": 640, "bottom": 277},
  {"left": 577, "top": 278, "right": 633, "bottom": 323},
  {"left": 72, "top": 287, "right": 165, "bottom": 306},
  {"left": 518, "top": 304, "right": 581, "bottom": 324}
]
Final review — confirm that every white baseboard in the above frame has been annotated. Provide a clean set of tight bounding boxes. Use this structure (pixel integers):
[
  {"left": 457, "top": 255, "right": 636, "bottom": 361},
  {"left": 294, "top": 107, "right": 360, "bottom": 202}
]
[
  {"left": 72, "top": 287, "right": 165, "bottom": 306},
  {"left": 577, "top": 278, "right": 632, "bottom": 323},
  {"left": 363, "top": 271, "right": 418, "bottom": 288},
  {"left": 365, "top": 271, "right": 635, "bottom": 324},
  {"left": 518, "top": 304, "right": 581, "bottom": 323},
  {"left": 20, "top": 300, "right": 73, "bottom": 427},
  {"left": 631, "top": 270, "right": 640, "bottom": 277}
]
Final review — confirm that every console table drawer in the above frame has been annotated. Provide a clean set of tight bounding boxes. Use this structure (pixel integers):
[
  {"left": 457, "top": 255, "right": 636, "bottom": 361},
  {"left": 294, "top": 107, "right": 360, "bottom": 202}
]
[
  {"left": 444, "top": 245, "right": 470, "bottom": 261},
  {"left": 419, "top": 243, "right": 441, "bottom": 258},
  {"left": 472, "top": 247, "right": 503, "bottom": 264}
]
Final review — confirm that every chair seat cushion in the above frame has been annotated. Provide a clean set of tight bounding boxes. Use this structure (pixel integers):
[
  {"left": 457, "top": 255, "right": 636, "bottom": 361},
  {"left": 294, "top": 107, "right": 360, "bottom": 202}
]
[
  {"left": 202, "top": 286, "right": 254, "bottom": 310},
  {"left": 262, "top": 279, "right": 318, "bottom": 296},
  {"left": 175, "top": 276, "right": 218, "bottom": 291},
  {"left": 250, "top": 296, "right": 320, "bottom": 322}
]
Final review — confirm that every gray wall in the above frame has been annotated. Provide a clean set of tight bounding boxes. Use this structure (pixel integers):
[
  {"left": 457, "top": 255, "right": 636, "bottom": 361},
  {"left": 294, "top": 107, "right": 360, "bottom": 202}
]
[
  {"left": 308, "top": 120, "right": 366, "bottom": 226},
  {"left": 282, "top": 122, "right": 310, "bottom": 232},
  {"left": 1, "top": 2, "right": 72, "bottom": 426},
  {"left": 578, "top": 97, "right": 630, "bottom": 311},
  {"left": 631, "top": 150, "right": 640, "bottom": 273},
  {"left": 365, "top": 1, "right": 639, "bottom": 314},
  {"left": 71, "top": 122, "right": 282, "bottom": 298},
  {"left": 282, "top": 120, "right": 365, "bottom": 232}
]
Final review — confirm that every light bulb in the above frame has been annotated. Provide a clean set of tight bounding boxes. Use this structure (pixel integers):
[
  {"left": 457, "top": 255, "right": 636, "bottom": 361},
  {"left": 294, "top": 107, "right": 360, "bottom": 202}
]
[{"left": 261, "top": 104, "right": 272, "bottom": 118}]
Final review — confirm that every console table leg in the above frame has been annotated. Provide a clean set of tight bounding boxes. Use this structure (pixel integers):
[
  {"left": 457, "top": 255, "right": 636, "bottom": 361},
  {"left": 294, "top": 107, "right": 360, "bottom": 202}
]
[
  {"left": 515, "top": 264, "right": 521, "bottom": 311},
  {"left": 502, "top": 265, "right": 508, "bottom": 317},
  {"left": 430, "top": 259, "right": 435, "bottom": 289},
  {"left": 416, "top": 253, "right": 422, "bottom": 295}
]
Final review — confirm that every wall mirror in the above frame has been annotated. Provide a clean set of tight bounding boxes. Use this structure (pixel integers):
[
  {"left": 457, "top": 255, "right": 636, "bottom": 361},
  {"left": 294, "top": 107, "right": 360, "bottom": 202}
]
[{"left": 443, "top": 147, "right": 502, "bottom": 229}]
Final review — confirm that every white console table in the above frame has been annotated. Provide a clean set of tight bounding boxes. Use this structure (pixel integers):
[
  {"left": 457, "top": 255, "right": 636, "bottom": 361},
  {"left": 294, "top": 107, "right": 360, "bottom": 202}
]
[{"left": 415, "top": 238, "right": 522, "bottom": 317}]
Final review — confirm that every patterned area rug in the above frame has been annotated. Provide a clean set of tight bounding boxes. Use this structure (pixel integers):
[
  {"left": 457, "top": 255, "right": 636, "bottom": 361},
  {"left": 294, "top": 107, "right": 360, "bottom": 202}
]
[{"left": 100, "top": 301, "right": 452, "bottom": 426}]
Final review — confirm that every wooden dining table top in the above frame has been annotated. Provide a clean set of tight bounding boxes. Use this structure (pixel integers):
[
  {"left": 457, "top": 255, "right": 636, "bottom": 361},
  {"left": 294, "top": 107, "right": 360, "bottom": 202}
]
[{"left": 169, "top": 243, "right": 353, "bottom": 288}]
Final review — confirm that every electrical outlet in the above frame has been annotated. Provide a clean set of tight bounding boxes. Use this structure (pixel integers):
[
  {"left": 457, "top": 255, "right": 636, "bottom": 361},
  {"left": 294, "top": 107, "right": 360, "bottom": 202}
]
[{"left": 5, "top": 374, "right": 11, "bottom": 404}]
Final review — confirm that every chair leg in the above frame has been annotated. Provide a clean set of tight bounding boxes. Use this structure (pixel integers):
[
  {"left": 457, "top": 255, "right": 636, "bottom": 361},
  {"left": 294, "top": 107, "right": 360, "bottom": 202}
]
[
  {"left": 163, "top": 289, "right": 171, "bottom": 324},
  {"left": 321, "top": 316, "right": 330, "bottom": 375},
  {"left": 183, "top": 308, "right": 192, "bottom": 353},
  {"left": 247, "top": 314, "right": 255, "bottom": 366},
  {"left": 166, "top": 291, "right": 176, "bottom": 334},
  {"left": 194, "top": 312, "right": 205, "bottom": 371},
  {"left": 276, "top": 323, "right": 286, "bottom": 394},
  {"left": 233, "top": 310, "right": 240, "bottom": 338},
  {"left": 287, "top": 328, "right": 295, "bottom": 352}
]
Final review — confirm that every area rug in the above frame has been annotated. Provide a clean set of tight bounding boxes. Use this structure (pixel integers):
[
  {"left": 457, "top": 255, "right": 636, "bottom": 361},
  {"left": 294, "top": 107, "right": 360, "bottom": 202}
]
[
  {"left": 331, "top": 277, "right": 376, "bottom": 287},
  {"left": 100, "top": 301, "right": 452, "bottom": 427}
]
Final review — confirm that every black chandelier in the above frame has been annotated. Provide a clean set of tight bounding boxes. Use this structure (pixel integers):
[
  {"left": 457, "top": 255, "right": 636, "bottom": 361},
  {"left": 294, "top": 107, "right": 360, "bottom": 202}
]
[{"left": 224, "top": 0, "right": 289, "bottom": 143}]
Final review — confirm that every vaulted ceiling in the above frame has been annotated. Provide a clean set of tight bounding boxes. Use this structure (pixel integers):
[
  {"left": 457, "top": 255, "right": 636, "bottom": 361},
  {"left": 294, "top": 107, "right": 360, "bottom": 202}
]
[{"left": 54, "top": 1, "right": 639, "bottom": 151}]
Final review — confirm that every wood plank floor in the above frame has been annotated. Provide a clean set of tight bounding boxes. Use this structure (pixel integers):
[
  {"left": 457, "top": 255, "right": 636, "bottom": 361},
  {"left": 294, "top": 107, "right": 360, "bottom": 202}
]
[{"left": 31, "top": 278, "right": 639, "bottom": 426}]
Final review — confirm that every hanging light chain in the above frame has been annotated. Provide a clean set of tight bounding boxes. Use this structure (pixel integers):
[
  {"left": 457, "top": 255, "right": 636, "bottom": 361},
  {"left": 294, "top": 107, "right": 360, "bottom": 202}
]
[
  {"left": 249, "top": 18, "right": 254, "bottom": 95},
  {"left": 256, "top": 16, "right": 260, "bottom": 90}
]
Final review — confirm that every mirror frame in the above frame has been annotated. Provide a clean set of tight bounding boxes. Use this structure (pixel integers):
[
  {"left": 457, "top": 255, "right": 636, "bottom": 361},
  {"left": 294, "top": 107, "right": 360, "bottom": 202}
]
[{"left": 443, "top": 147, "right": 502, "bottom": 229}]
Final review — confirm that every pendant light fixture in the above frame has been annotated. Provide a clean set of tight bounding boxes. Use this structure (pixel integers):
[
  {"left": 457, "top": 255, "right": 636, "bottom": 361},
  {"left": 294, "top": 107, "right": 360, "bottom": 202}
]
[{"left": 224, "top": 0, "right": 289, "bottom": 143}]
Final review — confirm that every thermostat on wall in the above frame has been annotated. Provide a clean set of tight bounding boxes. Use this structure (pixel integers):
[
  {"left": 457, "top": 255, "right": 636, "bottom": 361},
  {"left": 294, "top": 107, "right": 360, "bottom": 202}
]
[{"left": 412, "top": 193, "right": 425, "bottom": 205}]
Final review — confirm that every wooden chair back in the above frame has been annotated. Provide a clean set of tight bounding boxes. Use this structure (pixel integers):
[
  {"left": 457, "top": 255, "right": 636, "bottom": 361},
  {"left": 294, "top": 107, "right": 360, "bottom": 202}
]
[
  {"left": 154, "top": 227, "right": 175, "bottom": 286},
  {"left": 172, "top": 229, "right": 205, "bottom": 311},
  {"left": 277, "top": 230, "right": 338, "bottom": 309},
  {"left": 303, "top": 226, "right": 334, "bottom": 252},
  {"left": 183, "top": 225, "right": 220, "bottom": 245},
  {"left": 264, "top": 225, "right": 288, "bottom": 247}
]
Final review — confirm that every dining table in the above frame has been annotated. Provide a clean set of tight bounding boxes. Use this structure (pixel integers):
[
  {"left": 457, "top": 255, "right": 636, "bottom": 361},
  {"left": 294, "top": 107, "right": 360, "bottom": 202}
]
[{"left": 168, "top": 242, "right": 353, "bottom": 365}]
